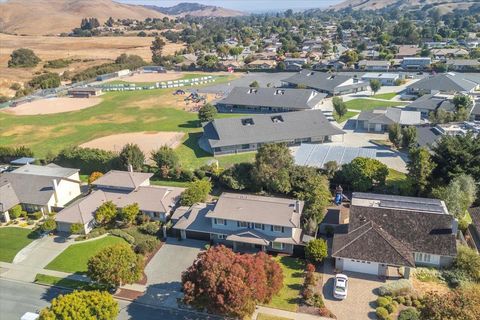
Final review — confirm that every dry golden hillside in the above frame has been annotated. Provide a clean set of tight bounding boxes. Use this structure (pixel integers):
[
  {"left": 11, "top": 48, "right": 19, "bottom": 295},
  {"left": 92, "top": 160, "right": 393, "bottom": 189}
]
[
  {"left": 0, "top": 0, "right": 167, "bottom": 35},
  {"left": 332, "top": 0, "right": 477, "bottom": 11}
]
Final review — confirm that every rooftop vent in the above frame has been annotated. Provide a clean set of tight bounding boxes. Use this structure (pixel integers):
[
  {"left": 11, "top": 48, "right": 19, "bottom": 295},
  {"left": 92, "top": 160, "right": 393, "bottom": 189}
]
[
  {"left": 247, "top": 89, "right": 258, "bottom": 94},
  {"left": 271, "top": 115, "right": 284, "bottom": 123},
  {"left": 307, "top": 72, "right": 315, "bottom": 76},
  {"left": 274, "top": 89, "right": 285, "bottom": 95},
  {"left": 241, "top": 118, "right": 255, "bottom": 126}
]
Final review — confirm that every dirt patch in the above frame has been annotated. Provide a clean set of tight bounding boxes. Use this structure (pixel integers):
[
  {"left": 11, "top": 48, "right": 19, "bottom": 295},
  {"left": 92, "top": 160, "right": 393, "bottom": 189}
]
[
  {"left": 412, "top": 278, "right": 451, "bottom": 296},
  {"left": 80, "top": 131, "right": 185, "bottom": 157},
  {"left": 2, "top": 97, "right": 102, "bottom": 115},
  {"left": 108, "top": 72, "right": 184, "bottom": 83}
]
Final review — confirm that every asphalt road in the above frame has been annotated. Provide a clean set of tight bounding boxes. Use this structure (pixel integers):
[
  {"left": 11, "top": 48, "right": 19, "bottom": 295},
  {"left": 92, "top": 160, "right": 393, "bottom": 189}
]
[{"left": 0, "top": 279, "right": 221, "bottom": 320}]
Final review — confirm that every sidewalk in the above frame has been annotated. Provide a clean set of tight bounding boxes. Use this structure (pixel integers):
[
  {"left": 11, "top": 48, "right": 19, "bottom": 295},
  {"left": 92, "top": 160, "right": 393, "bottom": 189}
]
[{"left": 253, "top": 306, "right": 331, "bottom": 320}]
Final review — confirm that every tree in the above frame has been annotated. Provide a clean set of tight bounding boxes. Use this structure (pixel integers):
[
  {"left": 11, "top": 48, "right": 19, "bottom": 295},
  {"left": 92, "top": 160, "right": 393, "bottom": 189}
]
[
  {"left": 388, "top": 124, "right": 403, "bottom": 148},
  {"left": 432, "top": 174, "right": 477, "bottom": 220},
  {"left": 119, "top": 203, "right": 139, "bottom": 225},
  {"left": 151, "top": 145, "right": 179, "bottom": 172},
  {"left": 151, "top": 36, "right": 166, "bottom": 64},
  {"left": 229, "top": 46, "right": 243, "bottom": 61},
  {"left": 420, "top": 286, "right": 480, "bottom": 320},
  {"left": 119, "top": 143, "right": 145, "bottom": 171},
  {"left": 39, "top": 290, "right": 118, "bottom": 320},
  {"left": 95, "top": 201, "right": 117, "bottom": 225},
  {"left": 249, "top": 80, "right": 259, "bottom": 88},
  {"left": 219, "top": 163, "right": 255, "bottom": 191},
  {"left": 454, "top": 245, "right": 480, "bottom": 282},
  {"left": 305, "top": 239, "right": 328, "bottom": 263},
  {"left": 369, "top": 79, "right": 382, "bottom": 95},
  {"left": 198, "top": 103, "right": 217, "bottom": 122},
  {"left": 180, "top": 180, "right": 212, "bottom": 206},
  {"left": 323, "top": 161, "right": 339, "bottom": 179},
  {"left": 453, "top": 94, "right": 473, "bottom": 111},
  {"left": 87, "top": 243, "right": 142, "bottom": 289},
  {"left": 407, "top": 148, "right": 435, "bottom": 196},
  {"left": 70, "top": 223, "right": 84, "bottom": 235},
  {"left": 8, "top": 48, "right": 41, "bottom": 68},
  {"left": 338, "top": 157, "right": 389, "bottom": 192},
  {"left": 253, "top": 143, "right": 294, "bottom": 193},
  {"left": 332, "top": 96, "right": 347, "bottom": 118},
  {"left": 28, "top": 73, "right": 61, "bottom": 90},
  {"left": 401, "top": 126, "right": 417, "bottom": 149},
  {"left": 41, "top": 218, "right": 57, "bottom": 233},
  {"left": 88, "top": 171, "right": 103, "bottom": 185},
  {"left": 339, "top": 50, "right": 359, "bottom": 65},
  {"left": 182, "top": 245, "right": 283, "bottom": 318}
]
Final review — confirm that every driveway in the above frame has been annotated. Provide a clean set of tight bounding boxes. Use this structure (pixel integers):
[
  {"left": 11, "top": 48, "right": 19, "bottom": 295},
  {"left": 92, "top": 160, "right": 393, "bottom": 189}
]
[
  {"left": 322, "top": 259, "right": 386, "bottom": 320},
  {"left": 138, "top": 238, "right": 206, "bottom": 308}
]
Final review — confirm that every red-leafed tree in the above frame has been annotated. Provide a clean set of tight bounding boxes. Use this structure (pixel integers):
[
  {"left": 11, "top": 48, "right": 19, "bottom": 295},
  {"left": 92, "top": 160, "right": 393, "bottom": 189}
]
[{"left": 181, "top": 245, "right": 283, "bottom": 318}]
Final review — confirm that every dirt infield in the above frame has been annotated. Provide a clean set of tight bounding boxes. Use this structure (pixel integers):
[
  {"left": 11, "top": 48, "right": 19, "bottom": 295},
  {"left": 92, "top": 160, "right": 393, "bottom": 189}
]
[
  {"left": 113, "top": 72, "right": 185, "bottom": 83},
  {"left": 80, "top": 131, "right": 186, "bottom": 158},
  {"left": 3, "top": 97, "right": 102, "bottom": 115}
]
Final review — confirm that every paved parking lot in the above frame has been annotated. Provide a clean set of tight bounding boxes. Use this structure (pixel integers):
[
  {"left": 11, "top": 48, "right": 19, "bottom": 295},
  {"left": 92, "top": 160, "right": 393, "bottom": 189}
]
[{"left": 322, "top": 259, "right": 387, "bottom": 320}]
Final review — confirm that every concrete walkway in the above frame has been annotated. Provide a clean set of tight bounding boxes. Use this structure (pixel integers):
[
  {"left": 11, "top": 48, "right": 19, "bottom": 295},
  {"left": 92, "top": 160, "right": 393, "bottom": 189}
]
[{"left": 253, "top": 306, "right": 331, "bottom": 320}]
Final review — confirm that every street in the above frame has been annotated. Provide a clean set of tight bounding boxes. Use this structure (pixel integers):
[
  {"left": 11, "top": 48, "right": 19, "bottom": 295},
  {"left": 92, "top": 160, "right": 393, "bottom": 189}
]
[{"left": 0, "top": 279, "right": 221, "bottom": 320}]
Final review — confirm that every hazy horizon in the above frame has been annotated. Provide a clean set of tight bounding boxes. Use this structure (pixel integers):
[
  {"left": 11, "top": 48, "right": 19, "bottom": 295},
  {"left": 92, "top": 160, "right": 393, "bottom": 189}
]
[{"left": 118, "top": 0, "right": 344, "bottom": 13}]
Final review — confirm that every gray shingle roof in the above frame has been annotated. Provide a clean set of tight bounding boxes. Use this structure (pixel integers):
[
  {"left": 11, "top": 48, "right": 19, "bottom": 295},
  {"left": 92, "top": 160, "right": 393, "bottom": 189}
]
[
  {"left": 203, "top": 110, "right": 345, "bottom": 148},
  {"left": 56, "top": 190, "right": 107, "bottom": 225},
  {"left": 92, "top": 170, "right": 153, "bottom": 190},
  {"left": 446, "top": 59, "right": 480, "bottom": 67},
  {"left": 471, "top": 102, "right": 480, "bottom": 116},
  {"left": 415, "top": 125, "right": 443, "bottom": 148},
  {"left": 283, "top": 70, "right": 365, "bottom": 93},
  {"left": 408, "top": 73, "right": 480, "bottom": 92},
  {"left": 357, "top": 108, "right": 421, "bottom": 126},
  {"left": 217, "top": 87, "right": 327, "bottom": 110},
  {"left": 0, "top": 173, "right": 57, "bottom": 206},
  {"left": 407, "top": 94, "right": 455, "bottom": 112},
  {"left": 13, "top": 163, "right": 78, "bottom": 178},
  {"left": 468, "top": 207, "right": 480, "bottom": 239},
  {"left": 0, "top": 181, "right": 20, "bottom": 212}
]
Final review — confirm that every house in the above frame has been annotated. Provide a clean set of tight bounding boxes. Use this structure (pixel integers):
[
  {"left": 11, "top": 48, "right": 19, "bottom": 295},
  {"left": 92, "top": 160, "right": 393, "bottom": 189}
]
[
  {"left": 424, "top": 41, "right": 448, "bottom": 49},
  {"left": 332, "top": 193, "right": 457, "bottom": 277},
  {"left": 471, "top": 102, "right": 480, "bottom": 121},
  {"left": 56, "top": 170, "right": 184, "bottom": 234},
  {"left": 361, "top": 73, "right": 400, "bottom": 86},
  {"left": 401, "top": 57, "right": 431, "bottom": 70},
  {"left": 0, "top": 181, "right": 20, "bottom": 222},
  {"left": 356, "top": 108, "right": 422, "bottom": 132},
  {"left": 283, "top": 70, "right": 368, "bottom": 96},
  {"left": 141, "top": 66, "right": 166, "bottom": 73},
  {"left": 360, "top": 50, "right": 380, "bottom": 60},
  {"left": 200, "top": 110, "right": 345, "bottom": 155},
  {"left": 358, "top": 60, "right": 390, "bottom": 71},
  {"left": 284, "top": 58, "right": 308, "bottom": 71},
  {"left": 466, "top": 207, "right": 480, "bottom": 252},
  {"left": 446, "top": 59, "right": 480, "bottom": 71},
  {"left": 431, "top": 48, "right": 469, "bottom": 61},
  {"left": 247, "top": 60, "right": 276, "bottom": 69},
  {"left": 215, "top": 87, "right": 327, "bottom": 113},
  {"left": 406, "top": 73, "right": 480, "bottom": 95},
  {"left": 405, "top": 93, "right": 455, "bottom": 117},
  {"left": 415, "top": 122, "right": 480, "bottom": 149},
  {"left": 313, "top": 60, "right": 346, "bottom": 71},
  {"left": 68, "top": 87, "right": 102, "bottom": 98},
  {"left": 172, "top": 193, "right": 307, "bottom": 254},
  {"left": 395, "top": 45, "right": 421, "bottom": 59},
  {"left": 0, "top": 163, "right": 81, "bottom": 215}
]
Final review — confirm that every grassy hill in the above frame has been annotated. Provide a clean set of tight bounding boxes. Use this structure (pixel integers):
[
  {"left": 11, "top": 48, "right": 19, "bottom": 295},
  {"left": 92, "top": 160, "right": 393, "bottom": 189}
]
[{"left": 332, "top": 0, "right": 477, "bottom": 12}]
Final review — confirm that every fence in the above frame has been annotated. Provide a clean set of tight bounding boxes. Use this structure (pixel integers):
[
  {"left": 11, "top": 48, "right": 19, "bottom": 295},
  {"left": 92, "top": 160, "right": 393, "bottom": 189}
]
[{"left": 96, "top": 76, "right": 218, "bottom": 92}]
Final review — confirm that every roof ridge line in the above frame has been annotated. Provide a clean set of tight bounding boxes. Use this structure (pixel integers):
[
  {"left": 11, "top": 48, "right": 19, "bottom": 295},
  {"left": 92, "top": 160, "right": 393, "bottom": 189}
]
[
  {"left": 370, "top": 222, "right": 414, "bottom": 266},
  {"left": 333, "top": 221, "right": 374, "bottom": 254}
]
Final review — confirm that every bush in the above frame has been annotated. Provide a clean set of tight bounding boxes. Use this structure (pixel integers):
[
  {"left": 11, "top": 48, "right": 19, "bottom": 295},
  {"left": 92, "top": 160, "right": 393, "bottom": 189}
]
[
  {"left": 28, "top": 72, "right": 61, "bottom": 90},
  {"left": 385, "top": 303, "right": 396, "bottom": 314},
  {"left": 135, "top": 238, "right": 160, "bottom": 254},
  {"left": 441, "top": 268, "right": 470, "bottom": 288},
  {"left": 135, "top": 213, "right": 151, "bottom": 225},
  {"left": 27, "top": 219, "right": 35, "bottom": 225},
  {"left": 44, "top": 59, "right": 71, "bottom": 68},
  {"left": 41, "top": 218, "right": 57, "bottom": 232},
  {"left": 412, "top": 299, "right": 422, "bottom": 308},
  {"left": 378, "top": 279, "right": 413, "bottom": 296},
  {"left": 110, "top": 229, "right": 135, "bottom": 244},
  {"left": 376, "top": 307, "right": 390, "bottom": 320},
  {"left": 318, "top": 307, "right": 336, "bottom": 318},
  {"left": 55, "top": 147, "right": 120, "bottom": 175},
  {"left": 70, "top": 223, "right": 84, "bottom": 235},
  {"left": 454, "top": 245, "right": 480, "bottom": 282},
  {"left": 75, "top": 227, "right": 107, "bottom": 241},
  {"left": 180, "top": 180, "right": 212, "bottom": 206},
  {"left": 310, "top": 293, "right": 324, "bottom": 308},
  {"left": 305, "top": 239, "right": 328, "bottom": 263},
  {"left": 395, "top": 296, "right": 406, "bottom": 304},
  {"left": 8, "top": 48, "right": 41, "bottom": 68},
  {"left": 0, "top": 145, "right": 34, "bottom": 163},
  {"left": 398, "top": 308, "right": 420, "bottom": 320},
  {"left": 376, "top": 297, "right": 390, "bottom": 308},
  {"left": 29, "top": 211, "right": 43, "bottom": 220},
  {"left": 139, "top": 222, "right": 160, "bottom": 235},
  {"left": 302, "top": 287, "right": 313, "bottom": 300}
]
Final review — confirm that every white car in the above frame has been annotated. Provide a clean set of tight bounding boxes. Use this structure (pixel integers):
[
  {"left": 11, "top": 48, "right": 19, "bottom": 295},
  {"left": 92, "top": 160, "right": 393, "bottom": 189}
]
[{"left": 333, "top": 274, "right": 348, "bottom": 299}]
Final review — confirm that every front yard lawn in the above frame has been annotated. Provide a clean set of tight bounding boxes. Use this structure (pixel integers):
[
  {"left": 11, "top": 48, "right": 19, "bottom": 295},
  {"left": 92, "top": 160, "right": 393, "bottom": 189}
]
[
  {"left": 334, "top": 110, "right": 359, "bottom": 123},
  {"left": 371, "top": 92, "right": 398, "bottom": 100},
  {"left": 34, "top": 274, "right": 89, "bottom": 290},
  {"left": 265, "top": 256, "right": 305, "bottom": 312},
  {"left": 345, "top": 99, "right": 405, "bottom": 111},
  {"left": 0, "top": 227, "right": 38, "bottom": 262},
  {"left": 45, "top": 235, "right": 127, "bottom": 273}
]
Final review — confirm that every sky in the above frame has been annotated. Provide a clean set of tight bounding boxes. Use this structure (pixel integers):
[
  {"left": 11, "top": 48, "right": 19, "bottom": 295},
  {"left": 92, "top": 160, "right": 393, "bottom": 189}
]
[{"left": 118, "top": 0, "right": 345, "bottom": 13}]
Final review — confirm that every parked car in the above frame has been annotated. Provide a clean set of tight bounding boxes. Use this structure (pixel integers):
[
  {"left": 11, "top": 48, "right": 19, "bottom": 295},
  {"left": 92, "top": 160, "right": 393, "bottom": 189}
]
[
  {"left": 21, "top": 312, "right": 39, "bottom": 320},
  {"left": 333, "top": 273, "right": 348, "bottom": 299}
]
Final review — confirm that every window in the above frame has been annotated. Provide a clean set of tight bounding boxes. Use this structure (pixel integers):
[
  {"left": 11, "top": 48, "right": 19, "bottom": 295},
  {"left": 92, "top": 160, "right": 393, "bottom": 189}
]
[
  {"left": 214, "top": 218, "right": 226, "bottom": 225},
  {"left": 272, "top": 225, "right": 284, "bottom": 232},
  {"left": 254, "top": 223, "right": 263, "bottom": 230},
  {"left": 238, "top": 221, "right": 248, "bottom": 228},
  {"left": 416, "top": 253, "right": 431, "bottom": 263},
  {"left": 217, "top": 234, "right": 226, "bottom": 240},
  {"left": 272, "top": 242, "right": 284, "bottom": 250}
]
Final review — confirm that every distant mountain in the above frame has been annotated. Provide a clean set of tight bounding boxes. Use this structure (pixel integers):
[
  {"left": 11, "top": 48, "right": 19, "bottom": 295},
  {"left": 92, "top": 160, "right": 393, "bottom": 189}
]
[
  {"left": 145, "top": 2, "right": 245, "bottom": 17},
  {"left": 0, "top": 0, "right": 167, "bottom": 35},
  {"left": 332, "top": 0, "right": 478, "bottom": 13}
]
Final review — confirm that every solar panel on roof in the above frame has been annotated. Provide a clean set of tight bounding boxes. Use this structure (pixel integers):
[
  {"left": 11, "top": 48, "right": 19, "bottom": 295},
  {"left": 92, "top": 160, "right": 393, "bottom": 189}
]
[
  {"left": 379, "top": 200, "right": 444, "bottom": 213},
  {"left": 293, "top": 144, "right": 377, "bottom": 168}
]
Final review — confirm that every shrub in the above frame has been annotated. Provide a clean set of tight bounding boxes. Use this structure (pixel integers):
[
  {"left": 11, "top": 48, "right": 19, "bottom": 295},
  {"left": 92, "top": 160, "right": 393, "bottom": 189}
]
[
  {"left": 110, "top": 229, "right": 135, "bottom": 244},
  {"left": 305, "top": 239, "right": 328, "bottom": 263},
  {"left": 27, "top": 219, "right": 35, "bottom": 225},
  {"left": 55, "top": 147, "right": 120, "bottom": 175},
  {"left": 454, "top": 245, "right": 480, "bottom": 282},
  {"left": 75, "top": 227, "right": 107, "bottom": 241},
  {"left": 29, "top": 211, "right": 43, "bottom": 220},
  {"left": 378, "top": 279, "right": 413, "bottom": 296},
  {"left": 385, "top": 303, "right": 396, "bottom": 314},
  {"left": 135, "top": 213, "right": 151, "bottom": 225},
  {"left": 376, "top": 307, "right": 390, "bottom": 320},
  {"left": 396, "top": 296, "right": 406, "bottom": 304},
  {"left": 310, "top": 293, "right": 324, "bottom": 308},
  {"left": 318, "top": 307, "right": 336, "bottom": 318},
  {"left": 9, "top": 204, "right": 24, "bottom": 219},
  {"left": 8, "top": 48, "right": 41, "bottom": 68},
  {"left": 398, "top": 307, "right": 420, "bottom": 320},
  {"left": 135, "top": 238, "right": 160, "bottom": 254},
  {"left": 302, "top": 287, "right": 313, "bottom": 301},
  {"left": 139, "top": 222, "right": 160, "bottom": 235},
  {"left": 28, "top": 72, "right": 61, "bottom": 90},
  {"left": 180, "top": 180, "right": 212, "bottom": 206},
  {"left": 41, "top": 218, "right": 57, "bottom": 232},
  {"left": 441, "top": 268, "right": 470, "bottom": 288},
  {"left": 412, "top": 299, "right": 422, "bottom": 308},
  {"left": 70, "top": 223, "right": 84, "bottom": 235},
  {"left": 376, "top": 297, "right": 390, "bottom": 308},
  {"left": 404, "top": 298, "right": 412, "bottom": 306}
]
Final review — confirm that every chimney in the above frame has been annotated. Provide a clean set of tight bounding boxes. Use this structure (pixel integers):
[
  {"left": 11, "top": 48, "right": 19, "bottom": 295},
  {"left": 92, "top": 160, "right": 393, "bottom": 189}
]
[
  {"left": 451, "top": 218, "right": 458, "bottom": 235},
  {"left": 52, "top": 179, "right": 59, "bottom": 205},
  {"left": 294, "top": 200, "right": 300, "bottom": 213},
  {"left": 127, "top": 164, "right": 133, "bottom": 172}
]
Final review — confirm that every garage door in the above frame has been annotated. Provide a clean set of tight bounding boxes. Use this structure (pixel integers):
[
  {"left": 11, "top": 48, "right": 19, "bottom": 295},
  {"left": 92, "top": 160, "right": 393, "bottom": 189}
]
[{"left": 344, "top": 259, "right": 379, "bottom": 275}]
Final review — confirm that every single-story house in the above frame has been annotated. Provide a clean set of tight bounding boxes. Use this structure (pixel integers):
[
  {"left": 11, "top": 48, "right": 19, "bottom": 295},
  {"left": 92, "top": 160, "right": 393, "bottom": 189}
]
[
  {"left": 360, "top": 50, "right": 380, "bottom": 60},
  {"left": 332, "top": 193, "right": 457, "bottom": 278},
  {"left": 68, "top": 87, "right": 102, "bottom": 98},
  {"left": 446, "top": 59, "right": 480, "bottom": 71},
  {"left": 0, "top": 163, "right": 81, "bottom": 216},
  {"left": 471, "top": 102, "right": 480, "bottom": 121},
  {"left": 356, "top": 107, "right": 422, "bottom": 132},
  {"left": 401, "top": 57, "right": 431, "bottom": 70},
  {"left": 406, "top": 72, "right": 480, "bottom": 95},
  {"left": 313, "top": 60, "right": 346, "bottom": 71},
  {"left": 431, "top": 48, "right": 469, "bottom": 61},
  {"left": 247, "top": 60, "right": 276, "bottom": 69},
  {"left": 405, "top": 93, "right": 455, "bottom": 117},
  {"left": 172, "top": 192, "right": 307, "bottom": 254},
  {"left": 284, "top": 58, "right": 308, "bottom": 71},
  {"left": 200, "top": 110, "right": 345, "bottom": 155},
  {"left": 466, "top": 207, "right": 480, "bottom": 252},
  {"left": 395, "top": 45, "right": 421, "bottom": 59},
  {"left": 215, "top": 87, "right": 327, "bottom": 113},
  {"left": 361, "top": 73, "right": 400, "bottom": 86},
  {"left": 56, "top": 170, "right": 184, "bottom": 234},
  {"left": 358, "top": 60, "right": 390, "bottom": 71},
  {"left": 0, "top": 181, "right": 20, "bottom": 222},
  {"left": 10, "top": 157, "right": 36, "bottom": 166},
  {"left": 283, "top": 70, "right": 368, "bottom": 96},
  {"left": 415, "top": 122, "right": 480, "bottom": 149}
]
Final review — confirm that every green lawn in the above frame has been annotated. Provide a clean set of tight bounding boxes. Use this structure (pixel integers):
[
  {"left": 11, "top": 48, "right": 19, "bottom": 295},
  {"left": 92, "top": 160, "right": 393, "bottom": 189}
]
[
  {"left": 0, "top": 227, "right": 38, "bottom": 262},
  {"left": 386, "top": 169, "right": 412, "bottom": 194},
  {"left": 150, "top": 179, "right": 192, "bottom": 188},
  {"left": 334, "top": 110, "right": 358, "bottom": 123},
  {"left": 45, "top": 235, "right": 126, "bottom": 273},
  {"left": 106, "top": 73, "right": 211, "bottom": 86},
  {"left": 34, "top": 274, "right": 89, "bottom": 290},
  {"left": 266, "top": 256, "right": 305, "bottom": 312},
  {"left": 345, "top": 99, "right": 406, "bottom": 111},
  {"left": 371, "top": 92, "right": 398, "bottom": 100},
  {"left": 257, "top": 314, "right": 293, "bottom": 320}
]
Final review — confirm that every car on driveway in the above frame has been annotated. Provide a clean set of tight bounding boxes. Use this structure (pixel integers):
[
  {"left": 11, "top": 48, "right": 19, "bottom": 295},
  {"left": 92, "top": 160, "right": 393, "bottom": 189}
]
[{"left": 333, "top": 274, "right": 348, "bottom": 299}]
